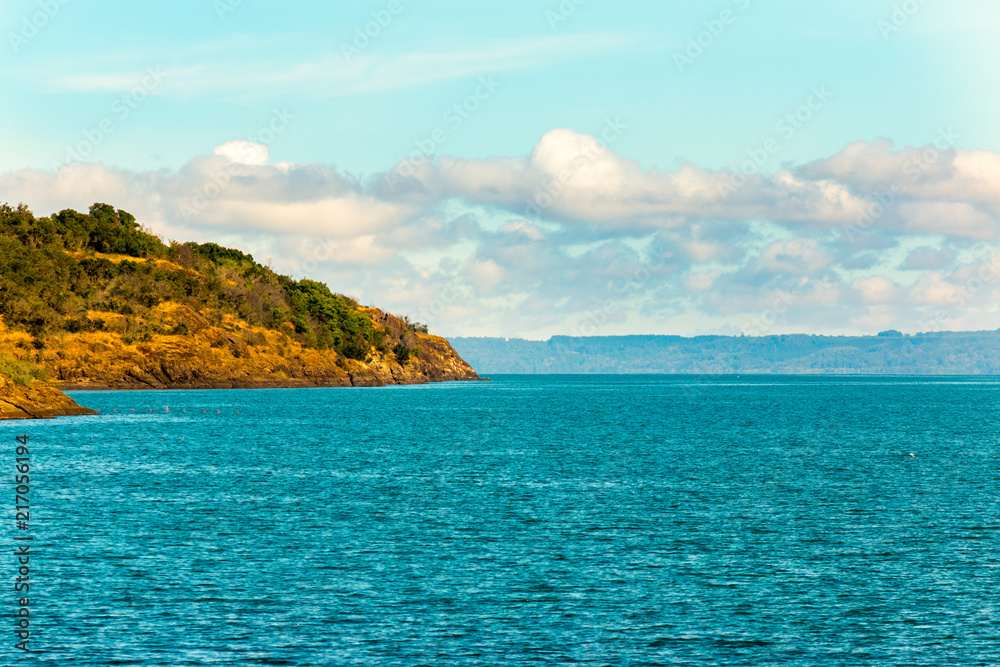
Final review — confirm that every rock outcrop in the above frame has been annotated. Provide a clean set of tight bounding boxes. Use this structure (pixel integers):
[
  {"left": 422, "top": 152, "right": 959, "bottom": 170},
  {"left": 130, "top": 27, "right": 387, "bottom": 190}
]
[
  {"left": 0, "top": 306, "right": 479, "bottom": 391},
  {"left": 0, "top": 375, "right": 97, "bottom": 420}
]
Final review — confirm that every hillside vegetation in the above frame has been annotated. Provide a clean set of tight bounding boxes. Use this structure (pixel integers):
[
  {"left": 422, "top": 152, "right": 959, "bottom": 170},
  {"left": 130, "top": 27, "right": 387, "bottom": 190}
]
[{"left": 0, "top": 202, "right": 478, "bottom": 388}]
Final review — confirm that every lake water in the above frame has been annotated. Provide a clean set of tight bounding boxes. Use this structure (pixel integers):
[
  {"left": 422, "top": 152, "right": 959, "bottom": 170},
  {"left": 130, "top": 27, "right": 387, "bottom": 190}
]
[{"left": 4, "top": 375, "right": 999, "bottom": 665}]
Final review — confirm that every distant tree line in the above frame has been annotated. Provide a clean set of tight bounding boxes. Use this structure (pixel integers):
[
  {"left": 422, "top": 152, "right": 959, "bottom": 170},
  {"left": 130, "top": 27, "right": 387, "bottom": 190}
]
[{"left": 449, "top": 331, "right": 1000, "bottom": 375}]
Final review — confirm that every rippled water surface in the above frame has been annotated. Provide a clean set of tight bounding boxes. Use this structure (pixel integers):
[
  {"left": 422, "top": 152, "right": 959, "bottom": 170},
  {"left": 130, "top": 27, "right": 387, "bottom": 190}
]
[{"left": 4, "top": 375, "right": 1000, "bottom": 665}]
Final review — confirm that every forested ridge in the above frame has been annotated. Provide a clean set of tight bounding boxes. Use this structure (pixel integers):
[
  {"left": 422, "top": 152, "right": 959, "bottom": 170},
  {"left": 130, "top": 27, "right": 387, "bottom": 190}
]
[
  {"left": 0, "top": 202, "right": 422, "bottom": 362},
  {"left": 0, "top": 202, "right": 478, "bottom": 390},
  {"left": 451, "top": 330, "right": 1000, "bottom": 375}
]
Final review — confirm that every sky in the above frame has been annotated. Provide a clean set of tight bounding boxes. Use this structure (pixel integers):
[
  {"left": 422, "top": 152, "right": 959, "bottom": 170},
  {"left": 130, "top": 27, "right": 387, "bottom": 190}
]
[{"left": 3, "top": 0, "right": 1000, "bottom": 339}]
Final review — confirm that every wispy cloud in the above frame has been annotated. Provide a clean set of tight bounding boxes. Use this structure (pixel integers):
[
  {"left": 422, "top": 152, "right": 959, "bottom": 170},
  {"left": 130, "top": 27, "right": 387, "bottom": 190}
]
[{"left": 13, "top": 33, "right": 635, "bottom": 99}]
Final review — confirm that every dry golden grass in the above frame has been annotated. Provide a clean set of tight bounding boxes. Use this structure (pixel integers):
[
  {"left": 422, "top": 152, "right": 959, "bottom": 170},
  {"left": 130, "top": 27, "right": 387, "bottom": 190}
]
[
  {"left": 0, "top": 301, "right": 476, "bottom": 389},
  {"left": 65, "top": 250, "right": 200, "bottom": 276}
]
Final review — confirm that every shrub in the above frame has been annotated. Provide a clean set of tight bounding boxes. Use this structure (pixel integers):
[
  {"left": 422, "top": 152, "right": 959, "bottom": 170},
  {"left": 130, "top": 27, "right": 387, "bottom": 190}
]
[
  {"left": 340, "top": 332, "right": 370, "bottom": 361},
  {"left": 0, "top": 356, "right": 50, "bottom": 386},
  {"left": 244, "top": 330, "right": 267, "bottom": 346},
  {"left": 393, "top": 342, "right": 411, "bottom": 365}
]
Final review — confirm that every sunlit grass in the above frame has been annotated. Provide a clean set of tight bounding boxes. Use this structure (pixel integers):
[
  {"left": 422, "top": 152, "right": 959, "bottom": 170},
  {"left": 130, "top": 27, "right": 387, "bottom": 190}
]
[{"left": 0, "top": 355, "right": 49, "bottom": 386}]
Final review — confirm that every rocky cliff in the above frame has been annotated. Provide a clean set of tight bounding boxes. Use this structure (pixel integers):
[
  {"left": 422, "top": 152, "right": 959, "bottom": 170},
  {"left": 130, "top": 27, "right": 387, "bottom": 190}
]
[
  {"left": 0, "top": 305, "right": 478, "bottom": 391},
  {"left": 0, "top": 375, "right": 96, "bottom": 420}
]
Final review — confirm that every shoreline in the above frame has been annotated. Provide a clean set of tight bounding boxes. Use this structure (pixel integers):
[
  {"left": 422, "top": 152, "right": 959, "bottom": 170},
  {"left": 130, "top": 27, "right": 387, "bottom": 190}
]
[
  {"left": 57, "top": 376, "right": 487, "bottom": 392},
  {"left": 0, "top": 376, "right": 97, "bottom": 420}
]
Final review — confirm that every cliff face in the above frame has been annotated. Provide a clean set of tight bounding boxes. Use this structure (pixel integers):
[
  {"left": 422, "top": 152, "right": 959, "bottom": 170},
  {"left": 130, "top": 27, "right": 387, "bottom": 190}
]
[
  {"left": 0, "top": 305, "right": 478, "bottom": 391},
  {"left": 0, "top": 375, "right": 96, "bottom": 420}
]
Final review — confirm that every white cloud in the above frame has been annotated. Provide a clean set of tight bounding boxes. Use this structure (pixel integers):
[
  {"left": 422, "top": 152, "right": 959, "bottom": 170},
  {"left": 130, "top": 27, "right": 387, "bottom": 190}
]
[
  {"left": 213, "top": 141, "right": 269, "bottom": 165},
  {"left": 5, "top": 133, "right": 1000, "bottom": 337},
  {"left": 853, "top": 276, "right": 899, "bottom": 304},
  {"left": 758, "top": 239, "right": 834, "bottom": 276}
]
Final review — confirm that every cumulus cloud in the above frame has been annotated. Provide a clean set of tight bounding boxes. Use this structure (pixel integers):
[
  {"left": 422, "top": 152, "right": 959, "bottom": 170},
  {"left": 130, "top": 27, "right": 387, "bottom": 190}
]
[
  {"left": 213, "top": 140, "right": 269, "bottom": 165},
  {"left": 384, "top": 128, "right": 1000, "bottom": 244},
  {"left": 4, "top": 130, "right": 1000, "bottom": 338},
  {"left": 853, "top": 276, "right": 900, "bottom": 304}
]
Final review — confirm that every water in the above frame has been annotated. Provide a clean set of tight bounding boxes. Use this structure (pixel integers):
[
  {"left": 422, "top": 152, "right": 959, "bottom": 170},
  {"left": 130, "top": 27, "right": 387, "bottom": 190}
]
[{"left": 3, "top": 375, "right": 1000, "bottom": 665}]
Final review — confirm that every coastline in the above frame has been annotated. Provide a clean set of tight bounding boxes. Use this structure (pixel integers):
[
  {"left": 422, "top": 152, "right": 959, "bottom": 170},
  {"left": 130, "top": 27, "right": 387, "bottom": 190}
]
[
  {"left": 0, "top": 376, "right": 97, "bottom": 420},
  {"left": 56, "top": 375, "right": 485, "bottom": 392},
  {"left": 5, "top": 325, "right": 480, "bottom": 394}
]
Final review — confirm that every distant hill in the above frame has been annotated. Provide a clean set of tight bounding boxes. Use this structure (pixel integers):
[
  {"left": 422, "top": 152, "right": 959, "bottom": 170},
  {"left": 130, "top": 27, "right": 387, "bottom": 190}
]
[
  {"left": 448, "top": 331, "right": 1000, "bottom": 375},
  {"left": 0, "top": 202, "right": 478, "bottom": 389}
]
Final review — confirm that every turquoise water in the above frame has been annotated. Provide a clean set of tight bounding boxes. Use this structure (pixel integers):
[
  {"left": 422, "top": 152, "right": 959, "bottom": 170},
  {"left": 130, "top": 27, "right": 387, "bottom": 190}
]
[{"left": 4, "top": 375, "right": 1000, "bottom": 665}]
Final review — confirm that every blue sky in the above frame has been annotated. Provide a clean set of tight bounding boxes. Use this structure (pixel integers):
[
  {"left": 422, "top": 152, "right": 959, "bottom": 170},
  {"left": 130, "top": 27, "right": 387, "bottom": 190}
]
[{"left": 3, "top": 1, "right": 1000, "bottom": 338}]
